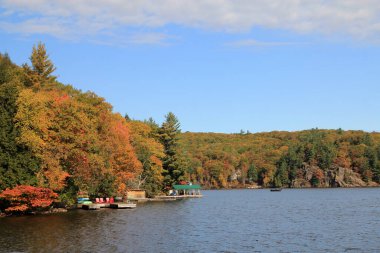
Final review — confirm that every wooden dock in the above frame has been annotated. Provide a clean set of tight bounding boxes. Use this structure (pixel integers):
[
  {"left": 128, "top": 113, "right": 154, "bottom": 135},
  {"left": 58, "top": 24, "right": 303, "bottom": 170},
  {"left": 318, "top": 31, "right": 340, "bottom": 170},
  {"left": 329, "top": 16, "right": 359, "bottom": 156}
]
[
  {"left": 154, "top": 195, "right": 203, "bottom": 201},
  {"left": 81, "top": 202, "right": 136, "bottom": 210},
  {"left": 110, "top": 203, "right": 137, "bottom": 209},
  {"left": 82, "top": 204, "right": 102, "bottom": 210},
  {"left": 80, "top": 194, "right": 202, "bottom": 210}
]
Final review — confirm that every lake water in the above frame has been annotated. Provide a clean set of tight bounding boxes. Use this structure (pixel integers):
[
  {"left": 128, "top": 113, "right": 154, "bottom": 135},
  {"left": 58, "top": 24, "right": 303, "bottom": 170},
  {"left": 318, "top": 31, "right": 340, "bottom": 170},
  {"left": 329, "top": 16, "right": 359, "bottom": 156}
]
[{"left": 1, "top": 189, "right": 380, "bottom": 253}]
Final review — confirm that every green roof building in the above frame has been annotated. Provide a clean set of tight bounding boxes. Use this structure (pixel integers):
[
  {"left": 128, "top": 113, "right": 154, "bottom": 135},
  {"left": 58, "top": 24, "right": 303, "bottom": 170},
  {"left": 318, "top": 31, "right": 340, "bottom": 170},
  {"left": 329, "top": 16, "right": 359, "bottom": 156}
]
[
  {"left": 172, "top": 184, "right": 202, "bottom": 197},
  {"left": 173, "top": 184, "right": 201, "bottom": 190}
]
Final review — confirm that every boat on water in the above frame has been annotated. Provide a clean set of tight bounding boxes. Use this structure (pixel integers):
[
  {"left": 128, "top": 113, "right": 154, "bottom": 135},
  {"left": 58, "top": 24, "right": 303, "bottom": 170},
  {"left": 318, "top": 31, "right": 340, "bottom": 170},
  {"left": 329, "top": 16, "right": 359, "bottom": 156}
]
[{"left": 270, "top": 188, "right": 282, "bottom": 192}]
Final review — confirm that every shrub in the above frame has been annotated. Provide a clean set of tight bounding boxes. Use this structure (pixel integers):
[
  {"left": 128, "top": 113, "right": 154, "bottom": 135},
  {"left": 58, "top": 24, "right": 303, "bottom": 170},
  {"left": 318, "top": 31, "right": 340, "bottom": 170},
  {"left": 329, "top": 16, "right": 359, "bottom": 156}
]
[{"left": 0, "top": 185, "right": 58, "bottom": 214}]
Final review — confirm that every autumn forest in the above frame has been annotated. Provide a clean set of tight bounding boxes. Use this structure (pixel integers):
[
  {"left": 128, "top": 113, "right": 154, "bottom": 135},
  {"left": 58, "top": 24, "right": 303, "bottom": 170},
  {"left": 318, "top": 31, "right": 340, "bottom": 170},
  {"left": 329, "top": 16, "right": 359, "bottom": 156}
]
[{"left": 1, "top": 44, "right": 380, "bottom": 214}]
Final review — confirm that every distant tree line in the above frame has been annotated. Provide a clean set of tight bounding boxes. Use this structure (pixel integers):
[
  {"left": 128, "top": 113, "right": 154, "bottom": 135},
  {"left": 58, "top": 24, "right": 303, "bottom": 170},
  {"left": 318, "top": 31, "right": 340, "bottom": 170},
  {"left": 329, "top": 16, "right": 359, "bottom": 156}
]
[{"left": 177, "top": 129, "right": 380, "bottom": 188}]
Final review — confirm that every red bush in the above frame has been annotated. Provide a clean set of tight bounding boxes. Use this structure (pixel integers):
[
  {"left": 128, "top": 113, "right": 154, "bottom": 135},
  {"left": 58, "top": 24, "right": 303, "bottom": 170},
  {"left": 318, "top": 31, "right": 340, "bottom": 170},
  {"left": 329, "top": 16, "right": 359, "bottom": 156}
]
[{"left": 0, "top": 185, "right": 58, "bottom": 213}]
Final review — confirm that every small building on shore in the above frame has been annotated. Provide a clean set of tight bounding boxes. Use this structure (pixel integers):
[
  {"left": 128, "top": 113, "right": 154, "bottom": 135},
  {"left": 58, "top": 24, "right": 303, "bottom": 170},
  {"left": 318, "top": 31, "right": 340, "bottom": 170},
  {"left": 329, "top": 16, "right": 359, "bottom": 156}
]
[
  {"left": 126, "top": 189, "right": 146, "bottom": 200},
  {"left": 172, "top": 184, "right": 202, "bottom": 196}
]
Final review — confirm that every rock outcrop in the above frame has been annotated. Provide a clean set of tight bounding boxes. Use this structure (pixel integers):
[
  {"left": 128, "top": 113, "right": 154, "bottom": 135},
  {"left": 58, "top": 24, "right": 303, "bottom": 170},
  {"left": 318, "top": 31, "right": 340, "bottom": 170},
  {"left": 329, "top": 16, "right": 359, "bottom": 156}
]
[
  {"left": 291, "top": 163, "right": 377, "bottom": 188},
  {"left": 329, "top": 167, "right": 367, "bottom": 187}
]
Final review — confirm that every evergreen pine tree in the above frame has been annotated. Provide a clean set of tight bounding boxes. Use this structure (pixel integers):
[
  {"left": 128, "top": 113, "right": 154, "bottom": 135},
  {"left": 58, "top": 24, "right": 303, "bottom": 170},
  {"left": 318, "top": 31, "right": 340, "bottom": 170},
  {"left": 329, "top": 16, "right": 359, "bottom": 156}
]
[
  {"left": 247, "top": 163, "right": 258, "bottom": 183},
  {"left": 159, "top": 112, "right": 183, "bottom": 186},
  {"left": 30, "top": 42, "right": 56, "bottom": 80},
  {"left": 273, "top": 161, "right": 289, "bottom": 187},
  {"left": 23, "top": 42, "right": 56, "bottom": 87}
]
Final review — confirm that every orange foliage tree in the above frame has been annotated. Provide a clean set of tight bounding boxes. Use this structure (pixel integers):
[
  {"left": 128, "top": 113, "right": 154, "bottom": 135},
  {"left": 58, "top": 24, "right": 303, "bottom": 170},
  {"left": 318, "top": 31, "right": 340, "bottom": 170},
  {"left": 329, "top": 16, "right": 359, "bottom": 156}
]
[
  {"left": 15, "top": 89, "right": 71, "bottom": 190},
  {"left": 98, "top": 113, "right": 142, "bottom": 195},
  {"left": 129, "top": 120, "right": 164, "bottom": 196},
  {"left": 15, "top": 86, "right": 143, "bottom": 198},
  {"left": 0, "top": 185, "right": 58, "bottom": 213}
]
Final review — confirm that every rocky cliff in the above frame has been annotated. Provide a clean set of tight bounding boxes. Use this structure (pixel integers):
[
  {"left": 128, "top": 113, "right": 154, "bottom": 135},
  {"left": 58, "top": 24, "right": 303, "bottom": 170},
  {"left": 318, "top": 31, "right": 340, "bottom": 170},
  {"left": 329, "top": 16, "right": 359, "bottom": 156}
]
[{"left": 292, "top": 163, "right": 378, "bottom": 188}]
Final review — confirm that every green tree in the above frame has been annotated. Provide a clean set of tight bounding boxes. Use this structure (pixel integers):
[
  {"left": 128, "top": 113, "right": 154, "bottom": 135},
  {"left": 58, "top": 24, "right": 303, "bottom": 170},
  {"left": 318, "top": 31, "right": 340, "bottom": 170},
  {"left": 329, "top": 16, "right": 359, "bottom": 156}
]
[
  {"left": 0, "top": 55, "right": 40, "bottom": 190},
  {"left": 30, "top": 42, "right": 56, "bottom": 80},
  {"left": 0, "top": 83, "right": 40, "bottom": 190},
  {"left": 316, "top": 143, "right": 336, "bottom": 170},
  {"left": 273, "top": 161, "right": 289, "bottom": 187},
  {"left": 159, "top": 112, "right": 183, "bottom": 186},
  {"left": 246, "top": 163, "right": 258, "bottom": 183},
  {"left": 23, "top": 42, "right": 56, "bottom": 87},
  {"left": 282, "top": 145, "right": 303, "bottom": 183},
  {"left": 0, "top": 53, "right": 19, "bottom": 84},
  {"left": 365, "top": 147, "right": 377, "bottom": 170},
  {"left": 373, "top": 163, "right": 380, "bottom": 183}
]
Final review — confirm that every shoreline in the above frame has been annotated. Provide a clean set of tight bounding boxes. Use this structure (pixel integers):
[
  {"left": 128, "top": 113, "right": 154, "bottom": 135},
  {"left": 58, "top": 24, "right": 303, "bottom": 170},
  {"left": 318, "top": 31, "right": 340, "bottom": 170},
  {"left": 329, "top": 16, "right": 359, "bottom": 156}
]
[
  {"left": 2, "top": 186, "right": 379, "bottom": 218},
  {"left": 201, "top": 185, "right": 380, "bottom": 190}
]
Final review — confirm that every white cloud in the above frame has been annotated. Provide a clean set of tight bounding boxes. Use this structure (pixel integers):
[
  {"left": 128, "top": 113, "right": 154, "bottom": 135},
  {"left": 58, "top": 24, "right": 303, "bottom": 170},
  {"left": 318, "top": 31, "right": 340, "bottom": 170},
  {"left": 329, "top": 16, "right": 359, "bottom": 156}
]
[
  {"left": 88, "top": 33, "right": 175, "bottom": 47},
  {"left": 0, "top": 18, "right": 72, "bottom": 38},
  {"left": 1, "top": 0, "right": 380, "bottom": 42},
  {"left": 228, "top": 39, "right": 307, "bottom": 47},
  {"left": 127, "top": 33, "right": 172, "bottom": 45}
]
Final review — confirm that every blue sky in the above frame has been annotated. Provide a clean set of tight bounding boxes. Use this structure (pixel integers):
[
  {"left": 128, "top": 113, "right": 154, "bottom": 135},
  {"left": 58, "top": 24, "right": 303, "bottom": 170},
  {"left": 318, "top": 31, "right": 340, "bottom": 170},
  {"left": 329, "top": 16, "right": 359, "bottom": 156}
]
[{"left": 1, "top": 1, "right": 380, "bottom": 133}]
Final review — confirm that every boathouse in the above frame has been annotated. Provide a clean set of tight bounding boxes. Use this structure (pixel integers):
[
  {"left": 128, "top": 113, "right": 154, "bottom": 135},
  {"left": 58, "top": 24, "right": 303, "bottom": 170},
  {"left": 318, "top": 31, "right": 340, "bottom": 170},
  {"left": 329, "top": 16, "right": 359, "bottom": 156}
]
[{"left": 172, "top": 184, "right": 201, "bottom": 196}]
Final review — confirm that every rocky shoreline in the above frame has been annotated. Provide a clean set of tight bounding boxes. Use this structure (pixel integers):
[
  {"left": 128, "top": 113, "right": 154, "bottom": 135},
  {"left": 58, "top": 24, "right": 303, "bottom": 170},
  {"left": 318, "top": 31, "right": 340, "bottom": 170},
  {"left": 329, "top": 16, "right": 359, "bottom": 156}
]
[
  {"left": 204, "top": 165, "right": 379, "bottom": 190},
  {"left": 0, "top": 207, "right": 68, "bottom": 218}
]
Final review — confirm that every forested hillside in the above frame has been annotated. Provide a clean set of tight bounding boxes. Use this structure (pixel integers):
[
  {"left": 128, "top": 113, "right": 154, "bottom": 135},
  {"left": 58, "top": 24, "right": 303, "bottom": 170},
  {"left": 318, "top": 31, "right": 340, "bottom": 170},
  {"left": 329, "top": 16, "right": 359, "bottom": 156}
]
[
  {"left": 177, "top": 130, "right": 380, "bottom": 188},
  {"left": 1, "top": 44, "right": 379, "bottom": 214},
  {"left": 0, "top": 44, "right": 184, "bottom": 212}
]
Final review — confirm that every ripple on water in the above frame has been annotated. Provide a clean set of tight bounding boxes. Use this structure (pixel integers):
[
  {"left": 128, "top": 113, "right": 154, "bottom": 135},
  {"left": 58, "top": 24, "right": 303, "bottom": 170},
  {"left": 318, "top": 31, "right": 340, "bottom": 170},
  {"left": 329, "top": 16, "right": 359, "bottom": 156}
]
[{"left": 1, "top": 189, "right": 380, "bottom": 252}]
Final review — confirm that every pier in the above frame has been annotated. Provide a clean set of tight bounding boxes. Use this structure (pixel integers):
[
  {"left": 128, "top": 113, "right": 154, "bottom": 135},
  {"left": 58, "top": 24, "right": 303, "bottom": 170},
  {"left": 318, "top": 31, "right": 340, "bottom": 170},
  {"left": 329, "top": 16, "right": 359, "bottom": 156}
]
[
  {"left": 79, "top": 184, "right": 202, "bottom": 210},
  {"left": 110, "top": 203, "right": 136, "bottom": 209},
  {"left": 154, "top": 195, "right": 203, "bottom": 201},
  {"left": 81, "top": 202, "right": 136, "bottom": 210},
  {"left": 170, "top": 184, "right": 203, "bottom": 198}
]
